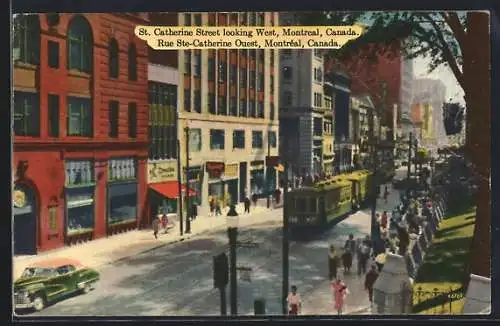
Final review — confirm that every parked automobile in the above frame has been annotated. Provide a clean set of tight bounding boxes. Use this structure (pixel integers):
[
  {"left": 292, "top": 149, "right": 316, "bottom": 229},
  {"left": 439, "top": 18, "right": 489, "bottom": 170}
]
[{"left": 13, "top": 258, "right": 100, "bottom": 312}]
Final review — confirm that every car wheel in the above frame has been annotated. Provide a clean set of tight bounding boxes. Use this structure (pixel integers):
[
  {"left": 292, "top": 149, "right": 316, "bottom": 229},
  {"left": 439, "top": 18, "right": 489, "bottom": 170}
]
[
  {"left": 82, "top": 283, "right": 91, "bottom": 294},
  {"left": 32, "top": 296, "right": 45, "bottom": 312}
]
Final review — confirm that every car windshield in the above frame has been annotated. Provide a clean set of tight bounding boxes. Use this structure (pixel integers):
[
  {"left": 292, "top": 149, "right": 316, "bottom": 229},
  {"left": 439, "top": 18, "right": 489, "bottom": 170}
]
[{"left": 22, "top": 267, "right": 57, "bottom": 278}]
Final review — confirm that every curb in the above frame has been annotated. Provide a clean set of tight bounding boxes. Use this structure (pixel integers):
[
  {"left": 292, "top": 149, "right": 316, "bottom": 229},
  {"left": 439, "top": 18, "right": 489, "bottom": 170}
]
[{"left": 346, "top": 306, "right": 371, "bottom": 315}]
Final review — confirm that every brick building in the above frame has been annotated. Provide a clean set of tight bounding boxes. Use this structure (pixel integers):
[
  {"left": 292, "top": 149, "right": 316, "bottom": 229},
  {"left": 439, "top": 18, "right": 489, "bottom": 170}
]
[{"left": 12, "top": 13, "right": 149, "bottom": 254}]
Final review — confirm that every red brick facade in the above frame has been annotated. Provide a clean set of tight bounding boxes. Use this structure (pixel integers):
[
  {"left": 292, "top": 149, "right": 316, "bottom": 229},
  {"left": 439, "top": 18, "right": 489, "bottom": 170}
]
[{"left": 13, "top": 13, "right": 149, "bottom": 253}]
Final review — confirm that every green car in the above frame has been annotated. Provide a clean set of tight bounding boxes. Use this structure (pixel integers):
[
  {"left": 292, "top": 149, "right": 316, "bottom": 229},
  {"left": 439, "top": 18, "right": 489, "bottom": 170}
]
[{"left": 13, "top": 260, "right": 100, "bottom": 312}]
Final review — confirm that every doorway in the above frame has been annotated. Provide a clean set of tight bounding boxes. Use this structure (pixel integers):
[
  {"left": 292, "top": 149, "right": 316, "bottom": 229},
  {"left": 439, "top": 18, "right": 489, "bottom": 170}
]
[
  {"left": 239, "top": 162, "right": 247, "bottom": 202},
  {"left": 13, "top": 184, "right": 37, "bottom": 255}
]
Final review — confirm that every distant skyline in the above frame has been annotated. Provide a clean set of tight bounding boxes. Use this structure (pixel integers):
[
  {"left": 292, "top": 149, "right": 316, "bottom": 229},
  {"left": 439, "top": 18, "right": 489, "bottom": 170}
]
[{"left": 413, "top": 56, "right": 465, "bottom": 105}]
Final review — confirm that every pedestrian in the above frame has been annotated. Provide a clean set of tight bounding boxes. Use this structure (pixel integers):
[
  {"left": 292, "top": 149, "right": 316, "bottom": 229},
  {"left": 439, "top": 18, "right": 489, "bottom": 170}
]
[
  {"left": 381, "top": 211, "right": 388, "bottom": 230},
  {"left": 287, "top": 285, "right": 301, "bottom": 315},
  {"left": 274, "top": 188, "right": 282, "bottom": 205},
  {"left": 357, "top": 240, "right": 370, "bottom": 276},
  {"left": 215, "top": 200, "right": 222, "bottom": 216},
  {"left": 152, "top": 214, "right": 161, "bottom": 239},
  {"left": 364, "top": 265, "right": 379, "bottom": 303},
  {"left": 383, "top": 186, "right": 389, "bottom": 203},
  {"left": 328, "top": 245, "right": 340, "bottom": 281},
  {"left": 397, "top": 223, "right": 410, "bottom": 255},
  {"left": 191, "top": 203, "right": 198, "bottom": 221},
  {"left": 209, "top": 197, "right": 215, "bottom": 217},
  {"left": 332, "top": 279, "right": 349, "bottom": 315},
  {"left": 251, "top": 193, "right": 258, "bottom": 206}
]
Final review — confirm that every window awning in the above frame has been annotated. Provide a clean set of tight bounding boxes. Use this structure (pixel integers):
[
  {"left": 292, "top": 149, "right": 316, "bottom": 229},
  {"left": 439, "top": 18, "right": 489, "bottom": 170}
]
[{"left": 150, "top": 181, "right": 196, "bottom": 199}]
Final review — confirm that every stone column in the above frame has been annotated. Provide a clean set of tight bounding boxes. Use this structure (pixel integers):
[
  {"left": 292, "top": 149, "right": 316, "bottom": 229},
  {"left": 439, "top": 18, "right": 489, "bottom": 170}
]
[{"left": 372, "top": 253, "right": 413, "bottom": 314}]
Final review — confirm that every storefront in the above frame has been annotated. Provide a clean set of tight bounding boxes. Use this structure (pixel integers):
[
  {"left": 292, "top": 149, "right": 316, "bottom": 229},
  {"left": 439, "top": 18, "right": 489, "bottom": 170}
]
[
  {"left": 107, "top": 158, "right": 138, "bottom": 234},
  {"left": 250, "top": 160, "right": 265, "bottom": 197},
  {"left": 224, "top": 163, "right": 239, "bottom": 206},
  {"left": 266, "top": 156, "right": 279, "bottom": 194},
  {"left": 206, "top": 161, "right": 225, "bottom": 204},
  {"left": 187, "top": 166, "right": 203, "bottom": 205},
  {"left": 64, "top": 160, "right": 96, "bottom": 243},
  {"left": 13, "top": 183, "right": 38, "bottom": 255},
  {"left": 148, "top": 160, "right": 179, "bottom": 219}
]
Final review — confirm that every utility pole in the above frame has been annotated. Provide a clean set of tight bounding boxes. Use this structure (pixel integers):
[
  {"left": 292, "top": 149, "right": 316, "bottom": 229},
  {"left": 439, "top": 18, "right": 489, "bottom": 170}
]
[
  {"left": 414, "top": 138, "right": 419, "bottom": 186},
  {"left": 266, "top": 134, "right": 271, "bottom": 209},
  {"left": 369, "top": 109, "right": 380, "bottom": 255},
  {"left": 282, "top": 160, "right": 290, "bottom": 315},
  {"left": 227, "top": 227, "right": 238, "bottom": 315},
  {"left": 407, "top": 132, "right": 413, "bottom": 182},
  {"left": 176, "top": 139, "right": 183, "bottom": 237},
  {"left": 184, "top": 127, "right": 191, "bottom": 234}
]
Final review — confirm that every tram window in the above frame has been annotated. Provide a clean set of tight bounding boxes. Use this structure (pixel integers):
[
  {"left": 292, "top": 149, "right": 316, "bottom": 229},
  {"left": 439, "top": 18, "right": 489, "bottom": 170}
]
[
  {"left": 297, "top": 198, "right": 306, "bottom": 212},
  {"left": 318, "top": 197, "right": 324, "bottom": 212},
  {"left": 309, "top": 198, "right": 317, "bottom": 213}
]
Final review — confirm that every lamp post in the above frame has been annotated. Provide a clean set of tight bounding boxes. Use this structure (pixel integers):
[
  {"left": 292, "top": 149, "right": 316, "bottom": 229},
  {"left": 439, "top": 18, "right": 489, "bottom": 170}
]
[
  {"left": 414, "top": 138, "right": 419, "bottom": 186},
  {"left": 266, "top": 132, "right": 271, "bottom": 209},
  {"left": 226, "top": 215, "right": 239, "bottom": 316},
  {"left": 184, "top": 127, "right": 191, "bottom": 234},
  {"left": 220, "top": 173, "right": 227, "bottom": 207},
  {"left": 176, "top": 139, "right": 184, "bottom": 237},
  {"left": 282, "top": 160, "right": 290, "bottom": 315}
]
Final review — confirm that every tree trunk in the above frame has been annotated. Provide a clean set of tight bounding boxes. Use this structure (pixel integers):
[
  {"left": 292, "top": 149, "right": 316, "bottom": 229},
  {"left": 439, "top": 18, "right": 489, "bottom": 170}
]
[{"left": 463, "top": 12, "right": 491, "bottom": 278}]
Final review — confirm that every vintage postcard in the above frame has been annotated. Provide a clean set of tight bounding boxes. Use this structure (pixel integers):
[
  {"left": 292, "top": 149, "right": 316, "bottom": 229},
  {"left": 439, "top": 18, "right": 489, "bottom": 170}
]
[{"left": 12, "top": 10, "right": 491, "bottom": 317}]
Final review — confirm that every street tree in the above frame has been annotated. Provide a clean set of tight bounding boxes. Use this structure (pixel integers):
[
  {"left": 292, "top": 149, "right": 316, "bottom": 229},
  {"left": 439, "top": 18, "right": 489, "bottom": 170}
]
[{"left": 298, "top": 11, "right": 491, "bottom": 278}]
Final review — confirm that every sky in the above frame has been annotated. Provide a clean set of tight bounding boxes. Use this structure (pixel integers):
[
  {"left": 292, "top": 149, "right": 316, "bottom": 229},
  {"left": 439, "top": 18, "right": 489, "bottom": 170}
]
[{"left": 413, "top": 56, "right": 466, "bottom": 105}]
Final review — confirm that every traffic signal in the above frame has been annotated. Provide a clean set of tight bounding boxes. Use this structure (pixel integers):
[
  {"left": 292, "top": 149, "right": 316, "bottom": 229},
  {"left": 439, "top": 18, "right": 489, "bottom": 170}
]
[{"left": 213, "top": 252, "right": 229, "bottom": 289}]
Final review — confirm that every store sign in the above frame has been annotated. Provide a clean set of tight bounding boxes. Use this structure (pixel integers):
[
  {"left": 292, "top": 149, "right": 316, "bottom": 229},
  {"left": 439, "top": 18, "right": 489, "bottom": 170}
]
[
  {"left": 148, "top": 161, "right": 177, "bottom": 184},
  {"left": 224, "top": 163, "right": 239, "bottom": 179},
  {"left": 206, "top": 161, "right": 225, "bottom": 179},
  {"left": 250, "top": 161, "right": 264, "bottom": 171},
  {"left": 13, "top": 189, "right": 27, "bottom": 208}
]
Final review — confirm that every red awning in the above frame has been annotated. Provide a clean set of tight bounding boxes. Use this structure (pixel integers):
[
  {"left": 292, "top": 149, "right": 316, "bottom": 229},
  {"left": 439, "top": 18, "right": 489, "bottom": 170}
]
[{"left": 150, "top": 181, "right": 196, "bottom": 199}]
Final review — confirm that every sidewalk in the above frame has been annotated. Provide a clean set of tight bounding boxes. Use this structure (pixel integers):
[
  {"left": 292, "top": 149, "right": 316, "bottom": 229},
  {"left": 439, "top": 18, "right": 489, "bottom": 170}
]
[{"left": 13, "top": 203, "right": 278, "bottom": 281}]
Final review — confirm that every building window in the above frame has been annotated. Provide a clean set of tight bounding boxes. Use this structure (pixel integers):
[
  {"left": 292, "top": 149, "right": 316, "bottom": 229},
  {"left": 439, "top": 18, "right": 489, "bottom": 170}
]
[
  {"left": 281, "top": 49, "right": 292, "bottom": 57},
  {"left": 250, "top": 49, "right": 256, "bottom": 60},
  {"left": 230, "top": 97, "right": 237, "bottom": 116},
  {"left": 313, "top": 117, "right": 323, "bottom": 136},
  {"left": 128, "top": 102, "right": 137, "bottom": 138},
  {"left": 67, "top": 16, "right": 92, "bottom": 73},
  {"left": 210, "top": 129, "right": 225, "bottom": 150},
  {"left": 283, "top": 66, "right": 292, "bottom": 81},
  {"left": 258, "top": 73, "right": 264, "bottom": 91},
  {"left": 252, "top": 131, "right": 263, "bottom": 149},
  {"left": 270, "top": 103, "right": 275, "bottom": 120},
  {"left": 184, "top": 89, "right": 191, "bottom": 111},
  {"left": 249, "top": 70, "right": 256, "bottom": 88},
  {"left": 189, "top": 128, "right": 202, "bottom": 152},
  {"left": 184, "top": 13, "right": 191, "bottom": 26},
  {"left": 108, "top": 101, "right": 119, "bottom": 138},
  {"left": 107, "top": 158, "right": 137, "bottom": 226},
  {"left": 208, "top": 57, "right": 215, "bottom": 81},
  {"left": 194, "top": 51, "right": 201, "bottom": 77},
  {"left": 208, "top": 93, "right": 216, "bottom": 114},
  {"left": 108, "top": 38, "right": 119, "bottom": 78},
  {"left": 14, "top": 91, "right": 40, "bottom": 137},
  {"left": 314, "top": 68, "right": 323, "bottom": 83},
  {"left": 193, "top": 90, "right": 201, "bottom": 113},
  {"left": 240, "top": 67, "right": 247, "bottom": 86},
  {"left": 233, "top": 130, "right": 245, "bottom": 149},
  {"left": 314, "top": 49, "right": 322, "bottom": 58},
  {"left": 184, "top": 50, "right": 191, "bottom": 74},
  {"left": 269, "top": 131, "right": 277, "bottom": 148},
  {"left": 258, "top": 13, "right": 265, "bottom": 25},
  {"left": 249, "top": 13, "right": 256, "bottom": 26},
  {"left": 218, "top": 96, "right": 227, "bottom": 115},
  {"left": 128, "top": 44, "right": 137, "bottom": 81},
  {"left": 257, "top": 101, "right": 264, "bottom": 118},
  {"left": 230, "top": 64, "right": 237, "bottom": 84},
  {"left": 48, "top": 94, "right": 59, "bottom": 137},
  {"left": 284, "top": 91, "right": 293, "bottom": 106},
  {"left": 13, "top": 14, "right": 40, "bottom": 65},
  {"left": 249, "top": 100, "right": 256, "bottom": 117},
  {"left": 48, "top": 41, "right": 59, "bottom": 68},
  {"left": 67, "top": 96, "right": 92, "bottom": 137},
  {"left": 194, "top": 14, "right": 202, "bottom": 26},
  {"left": 239, "top": 99, "right": 247, "bottom": 117},
  {"left": 314, "top": 92, "right": 323, "bottom": 107},
  {"left": 148, "top": 82, "right": 177, "bottom": 160},
  {"left": 218, "top": 62, "right": 227, "bottom": 83}
]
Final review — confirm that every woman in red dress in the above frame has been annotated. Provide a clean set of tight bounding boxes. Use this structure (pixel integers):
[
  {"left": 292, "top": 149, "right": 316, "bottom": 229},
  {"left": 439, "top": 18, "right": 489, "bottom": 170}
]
[{"left": 332, "top": 279, "right": 349, "bottom": 315}]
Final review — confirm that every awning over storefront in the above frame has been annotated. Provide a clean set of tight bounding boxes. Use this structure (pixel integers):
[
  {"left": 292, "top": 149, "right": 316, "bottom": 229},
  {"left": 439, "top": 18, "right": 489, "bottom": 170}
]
[{"left": 150, "top": 181, "right": 196, "bottom": 199}]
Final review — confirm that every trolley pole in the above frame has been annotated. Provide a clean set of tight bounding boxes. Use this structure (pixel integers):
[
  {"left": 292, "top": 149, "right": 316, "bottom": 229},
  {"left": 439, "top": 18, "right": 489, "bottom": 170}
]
[
  {"left": 266, "top": 135, "right": 271, "bottom": 209},
  {"left": 370, "top": 111, "right": 380, "bottom": 255},
  {"left": 407, "top": 132, "right": 413, "bottom": 182},
  {"left": 176, "top": 140, "right": 183, "bottom": 237},
  {"left": 184, "top": 127, "right": 191, "bottom": 234},
  {"left": 282, "top": 161, "right": 290, "bottom": 315},
  {"left": 414, "top": 139, "right": 419, "bottom": 186}
]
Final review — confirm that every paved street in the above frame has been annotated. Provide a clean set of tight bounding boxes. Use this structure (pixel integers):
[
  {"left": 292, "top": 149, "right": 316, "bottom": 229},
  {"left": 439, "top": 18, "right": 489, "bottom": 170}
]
[{"left": 22, "top": 185, "right": 402, "bottom": 317}]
